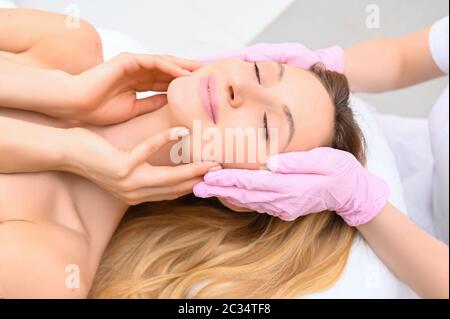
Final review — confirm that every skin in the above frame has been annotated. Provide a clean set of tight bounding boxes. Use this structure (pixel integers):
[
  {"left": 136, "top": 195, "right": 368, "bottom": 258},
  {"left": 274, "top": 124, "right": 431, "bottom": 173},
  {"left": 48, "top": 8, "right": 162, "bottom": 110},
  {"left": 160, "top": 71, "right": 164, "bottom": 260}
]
[
  {"left": 166, "top": 58, "right": 335, "bottom": 168},
  {"left": 0, "top": 23, "right": 334, "bottom": 298},
  {"left": 344, "top": 26, "right": 445, "bottom": 92}
]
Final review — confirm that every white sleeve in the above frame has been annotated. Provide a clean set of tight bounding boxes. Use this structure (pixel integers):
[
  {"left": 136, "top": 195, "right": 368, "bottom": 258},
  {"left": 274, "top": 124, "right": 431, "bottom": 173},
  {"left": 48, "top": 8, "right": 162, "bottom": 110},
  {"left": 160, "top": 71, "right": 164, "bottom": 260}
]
[{"left": 429, "top": 16, "right": 449, "bottom": 75}]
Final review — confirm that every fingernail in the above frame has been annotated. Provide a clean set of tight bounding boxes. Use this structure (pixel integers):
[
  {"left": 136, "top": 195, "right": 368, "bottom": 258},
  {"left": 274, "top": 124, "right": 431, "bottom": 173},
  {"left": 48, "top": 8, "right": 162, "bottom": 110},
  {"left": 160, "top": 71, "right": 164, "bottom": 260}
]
[
  {"left": 182, "top": 70, "right": 192, "bottom": 76},
  {"left": 208, "top": 165, "right": 222, "bottom": 173}
]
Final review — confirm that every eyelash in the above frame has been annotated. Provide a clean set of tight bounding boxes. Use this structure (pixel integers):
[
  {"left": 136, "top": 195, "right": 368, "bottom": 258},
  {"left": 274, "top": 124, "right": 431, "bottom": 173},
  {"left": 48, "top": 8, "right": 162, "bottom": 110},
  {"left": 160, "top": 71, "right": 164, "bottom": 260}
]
[
  {"left": 263, "top": 111, "right": 269, "bottom": 141},
  {"left": 254, "top": 62, "right": 261, "bottom": 84}
]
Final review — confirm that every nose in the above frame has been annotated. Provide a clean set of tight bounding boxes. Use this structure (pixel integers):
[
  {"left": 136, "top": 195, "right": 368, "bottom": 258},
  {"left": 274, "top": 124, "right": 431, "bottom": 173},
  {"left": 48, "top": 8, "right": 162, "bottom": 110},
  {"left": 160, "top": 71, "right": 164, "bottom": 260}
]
[
  {"left": 227, "top": 80, "right": 244, "bottom": 109},
  {"left": 227, "top": 79, "right": 271, "bottom": 109}
]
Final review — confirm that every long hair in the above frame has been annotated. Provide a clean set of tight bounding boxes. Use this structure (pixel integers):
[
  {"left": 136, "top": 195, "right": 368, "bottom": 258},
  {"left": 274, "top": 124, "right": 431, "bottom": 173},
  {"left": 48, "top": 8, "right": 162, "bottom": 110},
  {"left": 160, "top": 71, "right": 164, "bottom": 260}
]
[{"left": 89, "top": 63, "right": 366, "bottom": 298}]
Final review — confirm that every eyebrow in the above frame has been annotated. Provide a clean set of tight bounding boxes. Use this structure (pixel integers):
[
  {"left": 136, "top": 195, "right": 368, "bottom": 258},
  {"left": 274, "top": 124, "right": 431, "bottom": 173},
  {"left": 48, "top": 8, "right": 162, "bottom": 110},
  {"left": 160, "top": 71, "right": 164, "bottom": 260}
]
[{"left": 283, "top": 104, "right": 295, "bottom": 149}]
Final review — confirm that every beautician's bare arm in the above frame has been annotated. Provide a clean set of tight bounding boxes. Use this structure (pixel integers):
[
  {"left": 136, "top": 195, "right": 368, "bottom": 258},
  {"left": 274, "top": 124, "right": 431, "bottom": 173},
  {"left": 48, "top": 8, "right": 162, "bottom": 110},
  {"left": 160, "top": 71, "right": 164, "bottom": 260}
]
[
  {"left": 344, "top": 27, "right": 445, "bottom": 92},
  {"left": 0, "top": 116, "right": 72, "bottom": 173},
  {"left": 0, "top": 9, "right": 102, "bottom": 115},
  {"left": 358, "top": 203, "right": 449, "bottom": 298},
  {"left": 0, "top": 55, "right": 81, "bottom": 117}
]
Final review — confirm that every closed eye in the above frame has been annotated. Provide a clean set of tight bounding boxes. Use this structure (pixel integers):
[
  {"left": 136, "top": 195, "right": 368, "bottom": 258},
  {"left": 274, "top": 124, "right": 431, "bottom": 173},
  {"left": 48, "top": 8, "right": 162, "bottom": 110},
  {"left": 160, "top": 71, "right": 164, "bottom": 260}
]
[
  {"left": 263, "top": 111, "right": 269, "bottom": 141},
  {"left": 254, "top": 62, "right": 261, "bottom": 84}
]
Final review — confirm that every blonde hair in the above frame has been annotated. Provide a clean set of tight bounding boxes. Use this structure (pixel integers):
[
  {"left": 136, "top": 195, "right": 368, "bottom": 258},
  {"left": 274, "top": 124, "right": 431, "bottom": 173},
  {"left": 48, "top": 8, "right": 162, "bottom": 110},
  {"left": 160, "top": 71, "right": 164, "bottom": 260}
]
[{"left": 89, "top": 64, "right": 365, "bottom": 298}]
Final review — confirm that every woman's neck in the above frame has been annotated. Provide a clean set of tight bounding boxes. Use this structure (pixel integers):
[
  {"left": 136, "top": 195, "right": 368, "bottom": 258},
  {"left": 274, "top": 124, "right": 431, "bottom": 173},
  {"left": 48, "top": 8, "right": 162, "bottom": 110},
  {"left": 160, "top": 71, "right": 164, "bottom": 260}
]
[{"left": 88, "top": 104, "right": 178, "bottom": 166}]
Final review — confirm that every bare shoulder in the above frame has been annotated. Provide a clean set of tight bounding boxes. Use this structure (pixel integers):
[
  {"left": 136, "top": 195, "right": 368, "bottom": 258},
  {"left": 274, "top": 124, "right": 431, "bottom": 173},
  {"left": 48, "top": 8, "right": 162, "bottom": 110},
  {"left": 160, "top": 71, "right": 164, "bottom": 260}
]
[{"left": 0, "top": 220, "right": 92, "bottom": 298}]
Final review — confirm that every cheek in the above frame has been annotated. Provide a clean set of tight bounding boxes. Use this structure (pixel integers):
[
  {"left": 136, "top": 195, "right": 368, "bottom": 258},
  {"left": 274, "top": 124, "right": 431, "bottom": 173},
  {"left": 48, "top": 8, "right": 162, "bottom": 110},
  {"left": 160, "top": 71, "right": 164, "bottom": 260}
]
[
  {"left": 205, "top": 129, "right": 269, "bottom": 169},
  {"left": 167, "top": 76, "right": 188, "bottom": 106},
  {"left": 185, "top": 131, "right": 269, "bottom": 168},
  {"left": 207, "top": 111, "right": 270, "bottom": 168},
  {"left": 167, "top": 76, "right": 202, "bottom": 129}
]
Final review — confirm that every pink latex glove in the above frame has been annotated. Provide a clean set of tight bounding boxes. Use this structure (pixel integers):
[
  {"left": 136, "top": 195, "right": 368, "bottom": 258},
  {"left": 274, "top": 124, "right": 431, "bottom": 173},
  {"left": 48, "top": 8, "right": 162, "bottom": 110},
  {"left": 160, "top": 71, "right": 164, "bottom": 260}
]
[
  {"left": 198, "top": 42, "right": 345, "bottom": 73},
  {"left": 193, "top": 147, "right": 390, "bottom": 227}
]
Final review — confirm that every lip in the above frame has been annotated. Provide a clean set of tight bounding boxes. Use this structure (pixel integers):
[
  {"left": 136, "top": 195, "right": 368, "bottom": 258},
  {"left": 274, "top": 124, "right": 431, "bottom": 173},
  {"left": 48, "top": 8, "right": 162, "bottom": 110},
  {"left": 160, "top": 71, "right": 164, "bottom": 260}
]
[{"left": 199, "top": 75, "right": 218, "bottom": 124}]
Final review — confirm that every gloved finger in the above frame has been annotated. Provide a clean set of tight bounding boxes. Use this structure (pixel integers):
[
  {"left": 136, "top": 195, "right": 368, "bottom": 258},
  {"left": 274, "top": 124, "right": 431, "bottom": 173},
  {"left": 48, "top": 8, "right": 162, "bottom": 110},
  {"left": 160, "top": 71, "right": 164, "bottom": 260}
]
[
  {"left": 193, "top": 182, "right": 281, "bottom": 203},
  {"left": 227, "top": 43, "right": 311, "bottom": 66},
  {"left": 267, "top": 147, "right": 356, "bottom": 175},
  {"left": 223, "top": 197, "right": 297, "bottom": 221},
  {"left": 203, "top": 168, "right": 282, "bottom": 191},
  {"left": 195, "top": 48, "right": 246, "bottom": 62},
  {"left": 315, "top": 45, "right": 345, "bottom": 73},
  {"left": 224, "top": 197, "right": 282, "bottom": 215},
  {"left": 217, "top": 197, "right": 253, "bottom": 212},
  {"left": 196, "top": 48, "right": 273, "bottom": 63}
]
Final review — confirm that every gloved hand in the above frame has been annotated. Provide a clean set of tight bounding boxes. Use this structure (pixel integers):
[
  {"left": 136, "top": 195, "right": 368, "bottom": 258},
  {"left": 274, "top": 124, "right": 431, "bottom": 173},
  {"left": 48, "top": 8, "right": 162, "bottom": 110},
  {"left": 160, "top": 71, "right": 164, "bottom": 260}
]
[
  {"left": 193, "top": 147, "right": 390, "bottom": 227},
  {"left": 198, "top": 42, "right": 345, "bottom": 73}
]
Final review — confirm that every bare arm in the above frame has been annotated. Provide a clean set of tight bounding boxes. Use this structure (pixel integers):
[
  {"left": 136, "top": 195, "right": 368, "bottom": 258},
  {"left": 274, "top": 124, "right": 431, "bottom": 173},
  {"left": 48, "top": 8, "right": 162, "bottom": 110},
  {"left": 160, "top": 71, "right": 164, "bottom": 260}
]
[
  {"left": 0, "top": 57, "right": 80, "bottom": 118},
  {"left": 0, "top": 8, "right": 103, "bottom": 115},
  {"left": 358, "top": 202, "right": 449, "bottom": 298},
  {"left": 0, "top": 116, "right": 73, "bottom": 173},
  {"left": 344, "top": 26, "right": 445, "bottom": 92}
]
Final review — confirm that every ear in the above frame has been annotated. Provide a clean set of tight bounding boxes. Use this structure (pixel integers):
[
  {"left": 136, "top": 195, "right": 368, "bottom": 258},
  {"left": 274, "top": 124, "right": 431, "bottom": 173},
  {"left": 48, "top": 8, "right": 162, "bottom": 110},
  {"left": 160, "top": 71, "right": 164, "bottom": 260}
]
[{"left": 217, "top": 197, "right": 253, "bottom": 213}]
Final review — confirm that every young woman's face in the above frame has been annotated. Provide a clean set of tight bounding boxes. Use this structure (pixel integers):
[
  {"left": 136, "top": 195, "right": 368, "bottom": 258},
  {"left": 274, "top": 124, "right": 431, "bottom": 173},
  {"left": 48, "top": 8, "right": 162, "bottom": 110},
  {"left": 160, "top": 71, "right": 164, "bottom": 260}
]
[{"left": 167, "top": 58, "right": 335, "bottom": 169}]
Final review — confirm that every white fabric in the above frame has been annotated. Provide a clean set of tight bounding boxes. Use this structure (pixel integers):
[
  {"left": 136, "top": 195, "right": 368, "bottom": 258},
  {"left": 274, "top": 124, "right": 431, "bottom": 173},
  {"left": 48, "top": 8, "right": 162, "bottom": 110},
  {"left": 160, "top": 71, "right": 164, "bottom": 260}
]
[
  {"left": 376, "top": 114, "right": 436, "bottom": 237},
  {"left": 98, "top": 28, "right": 148, "bottom": 60},
  {"left": 429, "top": 16, "right": 449, "bottom": 74},
  {"left": 428, "top": 16, "right": 449, "bottom": 244}
]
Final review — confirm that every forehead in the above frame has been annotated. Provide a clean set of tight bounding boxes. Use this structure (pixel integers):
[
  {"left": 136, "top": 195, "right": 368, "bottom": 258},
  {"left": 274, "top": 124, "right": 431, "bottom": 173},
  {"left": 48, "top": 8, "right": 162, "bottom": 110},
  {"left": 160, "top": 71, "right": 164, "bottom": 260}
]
[{"left": 276, "top": 63, "right": 335, "bottom": 152}]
